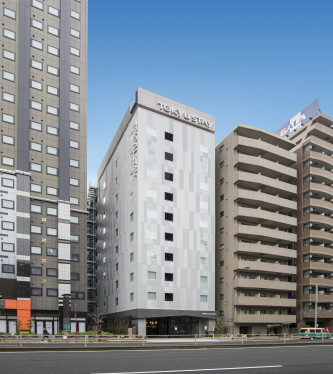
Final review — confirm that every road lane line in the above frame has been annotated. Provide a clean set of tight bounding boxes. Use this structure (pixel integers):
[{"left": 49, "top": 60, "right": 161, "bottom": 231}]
[{"left": 92, "top": 365, "right": 283, "bottom": 374}]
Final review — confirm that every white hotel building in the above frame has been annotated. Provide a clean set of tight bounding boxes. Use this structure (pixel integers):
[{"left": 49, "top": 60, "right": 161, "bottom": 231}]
[{"left": 96, "top": 88, "right": 216, "bottom": 335}]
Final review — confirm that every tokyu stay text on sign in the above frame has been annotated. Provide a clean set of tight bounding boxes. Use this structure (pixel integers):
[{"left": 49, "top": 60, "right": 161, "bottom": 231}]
[{"left": 157, "top": 102, "right": 214, "bottom": 129}]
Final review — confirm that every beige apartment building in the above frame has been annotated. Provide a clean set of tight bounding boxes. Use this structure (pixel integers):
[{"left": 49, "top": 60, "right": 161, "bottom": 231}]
[
  {"left": 216, "top": 125, "right": 297, "bottom": 335},
  {"left": 289, "top": 113, "right": 333, "bottom": 330}
]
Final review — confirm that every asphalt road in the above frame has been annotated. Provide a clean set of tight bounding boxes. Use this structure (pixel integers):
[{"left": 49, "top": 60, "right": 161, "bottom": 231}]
[{"left": 1, "top": 345, "right": 333, "bottom": 374}]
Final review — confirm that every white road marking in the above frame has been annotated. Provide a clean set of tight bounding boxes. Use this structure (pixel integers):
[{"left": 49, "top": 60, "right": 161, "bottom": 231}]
[{"left": 92, "top": 366, "right": 283, "bottom": 374}]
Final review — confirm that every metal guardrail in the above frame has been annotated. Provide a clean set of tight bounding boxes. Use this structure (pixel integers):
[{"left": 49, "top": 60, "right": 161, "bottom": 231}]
[{"left": 0, "top": 333, "right": 331, "bottom": 348}]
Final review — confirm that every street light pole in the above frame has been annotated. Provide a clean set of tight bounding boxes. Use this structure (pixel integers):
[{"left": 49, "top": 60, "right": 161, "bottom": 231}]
[{"left": 232, "top": 267, "right": 250, "bottom": 338}]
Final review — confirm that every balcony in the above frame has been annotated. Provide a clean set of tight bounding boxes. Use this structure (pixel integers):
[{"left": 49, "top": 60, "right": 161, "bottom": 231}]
[
  {"left": 303, "top": 277, "right": 333, "bottom": 288},
  {"left": 236, "top": 171, "right": 297, "bottom": 196},
  {"left": 303, "top": 261, "right": 333, "bottom": 273},
  {"left": 235, "top": 296, "right": 296, "bottom": 308},
  {"left": 302, "top": 294, "right": 333, "bottom": 303},
  {"left": 234, "top": 278, "right": 296, "bottom": 292},
  {"left": 236, "top": 189, "right": 297, "bottom": 213},
  {"left": 237, "top": 224, "right": 297, "bottom": 243},
  {"left": 235, "top": 314, "right": 296, "bottom": 324},
  {"left": 236, "top": 207, "right": 297, "bottom": 228},
  {"left": 237, "top": 135, "right": 296, "bottom": 165},
  {"left": 237, "top": 260, "right": 296, "bottom": 276},
  {"left": 304, "top": 245, "right": 333, "bottom": 258},
  {"left": 307, "top": 229, "right": 333, "bottom": 243},
  {"left": 236, "top": 242, "right": 296, "bottom": 260}
]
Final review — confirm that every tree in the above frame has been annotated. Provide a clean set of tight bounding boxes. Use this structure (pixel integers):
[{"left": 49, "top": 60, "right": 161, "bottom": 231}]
[
  {"left": 214, "top": 317, "right": 225, "bottom": 335},
  {"left": 88, "top": 307, "right": 105, "bottom": 332},
  {"left": 15, "top": 320, "right": 22, "bottom": 334}
]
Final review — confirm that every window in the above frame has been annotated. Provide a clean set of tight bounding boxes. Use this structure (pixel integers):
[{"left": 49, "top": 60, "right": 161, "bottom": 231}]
[
  {"left": 31, "top": 59, "right": 42, "bottom": 70},
  {"left": 130, "top": 252, "right": 134, "bottom": 262},
  {"left": 165, "top": 212, "right": 173, "bottom": 221},
  {"left": 165, "top": 273, "right": 173, "bottom": 282},
  {"left": 71, "top": 254, "right": 80, "bottom": 262},
  {"left": 47, "top": 65, "right": 58, "bottom": 76},
  {"left": 71, "top": 10, "right": 80, "bottom": 19},
  {"left": 200, "top": 219, "right": 208, "bottom": 228},
  {"left": 220, "top": 194, "right": 224, "bottom": 201},
  {"left": 31, "top": 39, "right": 42, "bottom": 50},
  {"left": 70, "top": 140, "right": 79, "bottom": 149},
  {"left": 165, "top": 293, "right": 173, "bottom": 301},
  {"left": 130, "top": 212, "right": 134, "bottom": 222},
  {"left": 165, "top": 152, "right": 173, "bottom": 161},
  {"left": 47, "top": 45, "right": 59, "bottom": 56},
  {"left": 32, "top": 0, "right": 43, "bottom": 10},
  {"left": 31, "top": 288, "right": 42, "bottom": 296},
  {"left": 147, "top": 147, "right": 157, "bottom": 157},
  {"left": 47, "top": 146, "right": 58, "bottom": 155},
  {"left": 1, "top": 221, "right": 14, "bottom": 231},
  {"left": 2, "top": 177, "right": 14, "bottom": 188},
  {"left": 30, "top": 163, "right": 42, "bottom": 172},
  {"left": 47, "top": 268, "right": 58, "bottom": 277},
  {"left": 220, "top": 227, "right": 224, "bottom": 234},
  {"left": 130, "top": 232, "right": 134, "bottom": 242},
  {"left": 147, "top": 208, "right": 157, "bottom": 219},
  {"left": 70, "top": 178, "right": 79, "bottom": 186},
  {"left": 2, "top": 135, "right": 14, "bottom": 146},
  {"left": 200, "top": 239, "right": 208, "bottom": 246},
  {"left": 70, "top": 159, "right": 79, "bottom": 167},
  {"left": 220, "top": 211, "right": 224, "bottom": 218},
  {"left": 165, "top": 232, "right": 173, "bottom": 241},
  {"left": 47, "top": 248, "right": 58, "bottom": 256},
  {"left": 200, "top": 257, "right": 208, "bottom": 265},
  {"left": 147, "top": 251, "right": 156, "bottom": 259},
  {"left": 70, "top": 102, "right": 79, "bottom": 111},
  {"left": 70, "top": 84, "right": 80, "bottom": 93},
  {"left": 71, "top": 272, "right": 80, "bottom": 281},
  {"left": 147, "top": 167, "right": 157, "bottom": 178},
  {"left": 3, "top": 113, "right": 15, "bottom": 124},
  {"left": 4, "top": 29, "right": 15, "bottom": 40},
  {"left": 46, "top": 187, "right": 58, "bottom": 196},
  {"left": 48, "top": 26, "right": 59, "bottom": 36},
  {"left": 30, "top": 121, "right": 42, "bottom": 131},
  {"left": 31, "top": 267, "right": 42, "bottom": 275},
  {"left": 219, "top": 178, "right": 224, "bottom": 185},
  {"left": 70, "top": 47, "right": 80, "bottom": 56},
  {"left": 220, "top": 161, "right": 224, "bottom": 168},
  {"left": 219, "top": 144, "right": 224, "bottom": 152},
  {"left": 31, "top": 246, "right": 41, "bottom": 255},
  {"left": 130, "top": 272, "right": 134, "bottom": 282},
  {"left": 47, "top": 207, "right": 57, "bottom": 216},
  {"left": 219, "top": 244, "right": 224, "bottom": 250},
  {"left": 48, "top": 6, "right": 59, "bottom": 16},
  {"left": 3, "top": 92, "right": 15, "bottom": 103},
  {"left": 31, "top": 19, "right": 43, "bottom": 30},
  {"left": 70, "top": 216, "right": 79, "bottom": 224},
  {"left": 148, "top": 292, "right": 156, "bottom": 301},
  {"left": 200, "top": 144, "right": 208, "bottom": 153},
  {"left": 3, "top": 71, "right": 15, "bottom": 82},
  {"left": 30, "top": 142, "right": 42, "bottom": 151},
  {"left": 219, "top": 277, "right": 224, "bottom": 283},
  {"left": 3, "top": 49, "right": 15, "bottom": 61},
  {"left": 165, "top": 172, "right": 173, "bottom": 181},
  {"left": 147, "top": 188, "right": 157, "bottom": 198},
  {"left": 2, "top": 264, "right": 14, "bottom": 273},
  {"left": 147, "top": 228, "right": 157, "bottom": 239},
  {"left": 70, "top": 65, "right": 80, "bottom": 75},
  {"left": 70, "top": 235, "right": 79, "bottom": 243},
  {"left": 47, "top": 288, "right": 58, "bottom": 297},
  {"left": 200, "top": 295, "right": 208, "bottom": 303},
  {"left": 70, "top": 197, "right": 79, "bottom": 205},
  {"left": 200, "top": 182, "right": 208, "bottom": 190},
  {"left": 2, "top": 199, "right": 14, "bottom": 209},
  {"left": 47, "top": 86, "right": 58, "bottom": 95},
  {"left": 2, "top": 156, "right": 14, "bottom": 166},
  {"left": 130, "top": 293, "right": 134, "bottom": 302},
  {"left": 31, "top": 184, "right": 42, "bottom": 193},
  {"left": 4, "top": 8, "right": 16, "bottom": 19},
  {"left": 200, "top": 276, "right": 208, "bottom": 284},
  {"left": 70, "top": 29, "right": 80, "bottom": 38},
  {"left": 147, "top": 125, "right": 157, "bottom": 136},
  {"left": 2, "top": 242, "right": 14, "bottom": 252},
  {"left": 30, "top": 100, "right": 42, "bottom": 111},
  {"left": 165, "top": 253, "right": 173, "bottom": 262},
  {"left": 70, "top": 121, "right": 80, "bottom": 130},
  {"left": 47, "top": 227, "right": 57, "bottom": 236},
  {"left": 115, "top": 297, "right": 119, "bottom": 305},
  {"left": 165, "top": 132, "right": 173, "bottom": 141},
  {"left": 47, "top": 105, "right": 58, "bottom": 115},
  {"left": 200, "top": 200, "right": 208, "bottom": 209},
  {"left": 148, "top": 271, "right": 156, "bottom": 280},
  {"left": 31, "top": 225, "right": 41, "bottom": 234}
]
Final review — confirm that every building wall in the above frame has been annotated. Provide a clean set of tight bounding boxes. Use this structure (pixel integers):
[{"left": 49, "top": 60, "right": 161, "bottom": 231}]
[
  {"left": 97, "top": 89, "right": 216, "bottom": 331},
  {"left": 216, "top": 125, "right": 297, "bottom": 334},
  {"left": 0, "top": 0, "right": 88, "bottom": 332}
]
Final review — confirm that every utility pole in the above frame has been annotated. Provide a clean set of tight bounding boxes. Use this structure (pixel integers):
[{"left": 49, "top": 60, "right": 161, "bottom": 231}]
[{"left": 315, "top": 283, "right": 318, "bottom": 328}]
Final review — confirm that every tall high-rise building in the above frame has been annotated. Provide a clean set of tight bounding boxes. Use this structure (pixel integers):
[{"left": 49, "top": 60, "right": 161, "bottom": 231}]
[
  {"left": 97, "top": 88, "right": 216, "bottom": 335},
  {"left": 289, "top": 113, "right": 333, "bottom": 330},
  {"left": 0, "top": 0, "right": 87, "bottom": 334},
  {"left": 215, "top": 125, "right": 297, "bottom": 335}
]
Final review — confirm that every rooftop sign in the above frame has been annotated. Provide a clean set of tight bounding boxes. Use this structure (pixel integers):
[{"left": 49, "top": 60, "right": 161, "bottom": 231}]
[{"left": 275, "top": 99, "right": 320, "bottom": 138}]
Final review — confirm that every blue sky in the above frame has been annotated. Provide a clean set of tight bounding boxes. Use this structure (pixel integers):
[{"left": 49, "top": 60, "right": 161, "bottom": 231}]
[{"left": 87, "top": 0, "right": 333, "bottom": 185}]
